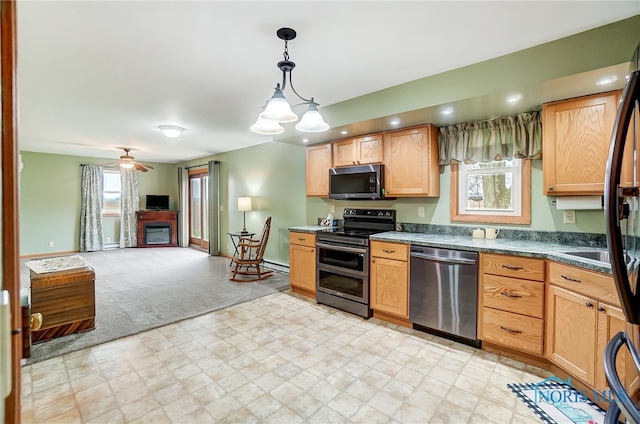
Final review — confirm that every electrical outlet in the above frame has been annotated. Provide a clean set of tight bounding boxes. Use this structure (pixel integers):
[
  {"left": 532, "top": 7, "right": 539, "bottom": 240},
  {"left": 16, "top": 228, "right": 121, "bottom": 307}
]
[
  {"left": 227, "top": 243, "right": 230, "bottom": 251},
  {"left": 106, "top": 237, "right": 111, "bottom": 243},
  {"left": 48, "top": 241, "right": 54, "bottom": 247},
  {"left": 417, "top": 206, "right": 425, "bottom": 218},
  {"left": 563, "top": 209, "right": 576, "bottom": 224},
  {"left": 330, "top": 205, "right": 336, "bottom": 214}
]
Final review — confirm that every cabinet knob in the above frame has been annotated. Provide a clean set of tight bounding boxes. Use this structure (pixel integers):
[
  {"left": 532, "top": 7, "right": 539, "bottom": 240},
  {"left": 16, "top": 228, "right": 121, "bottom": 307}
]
[
  {"left": 598, "top": 306, "right": 605, "bottom": 312},
  {"left": 585, "top": 302, "right": 594, "bottom": 308},
  {"left": 372, "top": 259, "right": 376, "bottom": 263},
  {"left": 548, "top": 187, "right": 554, "bottom": 191}
]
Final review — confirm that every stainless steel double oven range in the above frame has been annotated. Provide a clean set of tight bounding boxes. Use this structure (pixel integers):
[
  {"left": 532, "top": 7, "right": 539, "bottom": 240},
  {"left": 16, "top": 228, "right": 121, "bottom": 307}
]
[{"left": 315, "top": 208, "right": 396, "bottom": 318}]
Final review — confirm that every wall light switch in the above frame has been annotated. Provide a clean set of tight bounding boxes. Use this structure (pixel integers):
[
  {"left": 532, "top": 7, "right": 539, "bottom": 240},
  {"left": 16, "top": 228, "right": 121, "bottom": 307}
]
[
  {"left": 48, "top": 241, "right": 54, "bottom": 247},
  {"left": 563, "top": 209, "right": 576, "bottom": 224},
  {"left": 417, "top": 207, "right": 425, "bottom": 218},
  {"left": 330, "top": 205, "right": 336, "bottom": 214}
]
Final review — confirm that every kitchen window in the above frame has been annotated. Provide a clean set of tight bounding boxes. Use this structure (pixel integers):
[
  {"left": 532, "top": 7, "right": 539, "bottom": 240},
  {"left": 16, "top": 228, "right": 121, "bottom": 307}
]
[
  {"left": 450, "top": 158, "right": 531, "bottom": 224},
  {"left": 103, "top": 170, "right": 121, "bottom": 216}
]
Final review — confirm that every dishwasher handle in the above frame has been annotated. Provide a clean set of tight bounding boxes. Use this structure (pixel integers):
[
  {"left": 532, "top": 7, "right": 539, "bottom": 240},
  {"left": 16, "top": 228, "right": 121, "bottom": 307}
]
[{"left": 410, "top": 251, "right": 477, "bottom": 265}]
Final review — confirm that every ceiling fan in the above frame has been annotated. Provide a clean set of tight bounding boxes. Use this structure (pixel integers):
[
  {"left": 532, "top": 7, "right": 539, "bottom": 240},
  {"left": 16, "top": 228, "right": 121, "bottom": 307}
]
[{"left": 102, "top": 148, "right": 155, "bottom": 172}]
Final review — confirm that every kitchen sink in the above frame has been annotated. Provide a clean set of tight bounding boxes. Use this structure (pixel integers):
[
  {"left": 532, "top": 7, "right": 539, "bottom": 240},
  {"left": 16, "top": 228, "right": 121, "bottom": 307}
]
[{"left": 560, "top": 250, "right": 631, "bottom": 264}]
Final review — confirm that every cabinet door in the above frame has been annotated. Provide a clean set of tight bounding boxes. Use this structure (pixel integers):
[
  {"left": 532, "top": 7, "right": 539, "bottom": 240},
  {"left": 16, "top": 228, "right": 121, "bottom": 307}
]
[
  {"left": 306, "top": 144, "right": 332, "bottom": 197},
  {"left": 370, "top": 257, "right": 408, "bottom": 318},
  {"left": 289, "top": 244, "right": 316, "bottom": 293},
  {"left": 542, "top": 91, "right": 618, "bottom": 195},
  {"left": 355, "top": 134, "right": 383, "bottom": 165},
  {"left": 595, "top": 303, "right": 638, "bottom": 395},
  {"left": 546, "top": 285, "right": 597, "bottom": 386},
  {"left": 332, "top": 139, "right": 357, "bottom": 167},
  {"left": 383, "top": 125, "right": 440, "bottom": 197}
]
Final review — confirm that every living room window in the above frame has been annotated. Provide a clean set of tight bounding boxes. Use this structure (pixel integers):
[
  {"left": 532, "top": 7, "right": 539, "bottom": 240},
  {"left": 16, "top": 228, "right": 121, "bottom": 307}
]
[
  {"left": 450, "top": 159, "right": 531, "bottom": 224},
  {"left": 103, "top": 170, "right": 121, "bottom": 216}
]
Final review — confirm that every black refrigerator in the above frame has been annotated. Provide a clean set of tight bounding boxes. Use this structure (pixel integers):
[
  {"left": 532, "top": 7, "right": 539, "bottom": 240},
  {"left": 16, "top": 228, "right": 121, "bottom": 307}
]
[{"left": 604, "top": 41, "right": 640, "bottom": 423}]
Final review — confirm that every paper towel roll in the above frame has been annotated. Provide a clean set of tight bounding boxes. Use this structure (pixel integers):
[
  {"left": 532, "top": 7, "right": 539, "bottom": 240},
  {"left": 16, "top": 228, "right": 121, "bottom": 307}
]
[{"left": 555, "top": 196, "right": 602, "bottom": 210}]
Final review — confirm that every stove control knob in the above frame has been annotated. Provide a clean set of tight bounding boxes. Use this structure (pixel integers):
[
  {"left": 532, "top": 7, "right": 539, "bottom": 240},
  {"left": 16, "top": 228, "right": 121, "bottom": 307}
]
[
  {"left": 386, "top": 211, "right": 392, "bottom": 217},
  {"left": 378, "top": 211, "right": 384, "bottom": 216}
]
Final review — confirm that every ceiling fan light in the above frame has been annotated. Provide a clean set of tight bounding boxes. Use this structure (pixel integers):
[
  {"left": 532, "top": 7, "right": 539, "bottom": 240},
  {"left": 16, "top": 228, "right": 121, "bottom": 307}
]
[
  {"left": 259, "top": 86, "right": 298, "bottom": 123},
  {"left": 295, "top": 103, "right": 329, "bottom": 133},
  {"left": 250, "top": 115, "right": 285, "bottom": 135},
  {"left": 120, "top": 162, "right": 135, "bottom": 169},
  {"left": 158, "top": 125, "right": 185, "bottom": 138}
]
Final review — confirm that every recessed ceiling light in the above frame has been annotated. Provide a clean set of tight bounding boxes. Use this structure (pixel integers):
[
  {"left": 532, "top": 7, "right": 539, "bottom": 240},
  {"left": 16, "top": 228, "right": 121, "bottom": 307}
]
[
  {"left": 596, "top": 76, "right": 618, "bottom": 86},
  {"left": 441, "top": 107, "right": 454, "bottom": 115},
  {"left": 340, "top": 130, "right": 348, "bottom": 135},
  {"left": 390, "top": 119, "right": 401, "bottom": 126},
  {"left": 506, "top": 94, "right": 522, "bottom": 104},
  {"left": 302, "top": 138, "right": 309, "bottom": 143}
]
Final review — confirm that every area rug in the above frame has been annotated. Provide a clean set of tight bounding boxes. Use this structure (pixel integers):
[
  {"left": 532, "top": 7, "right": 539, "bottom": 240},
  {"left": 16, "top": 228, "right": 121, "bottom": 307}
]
[
  {"left": 508, "top": 378, "right": 606, "bottom": 424},
  {"left": 21, "top": 247, "right": 290, "bottom": 365}
]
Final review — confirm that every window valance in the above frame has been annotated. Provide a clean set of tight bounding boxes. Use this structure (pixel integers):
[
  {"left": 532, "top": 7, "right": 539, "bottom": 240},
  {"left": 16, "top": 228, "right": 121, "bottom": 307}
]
[{"left": 438, "top": 111, "right": 542, "bottom": 165}]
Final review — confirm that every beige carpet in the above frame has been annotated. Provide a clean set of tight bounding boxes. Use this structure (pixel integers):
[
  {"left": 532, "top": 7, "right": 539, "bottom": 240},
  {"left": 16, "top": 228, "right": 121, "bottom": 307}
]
[{"left": 21, "top": 247, "right": 290, "bottom": 364}]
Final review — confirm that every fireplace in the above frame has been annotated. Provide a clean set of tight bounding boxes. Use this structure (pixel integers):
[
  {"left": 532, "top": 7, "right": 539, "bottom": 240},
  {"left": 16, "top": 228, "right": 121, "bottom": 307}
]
[
  {"left": 136, "top": 210, "right": 178, "bottom": 247},
  {"left": 144, "top": 224, "right": 171, "bottom": 245}
]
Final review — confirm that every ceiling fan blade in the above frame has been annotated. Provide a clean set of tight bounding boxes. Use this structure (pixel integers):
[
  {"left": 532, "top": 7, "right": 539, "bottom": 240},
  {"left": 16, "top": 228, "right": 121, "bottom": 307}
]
[
  {"left": 138, "top": 161, "right": 155, "bottom": 170},
  {"left": 134, "top": 162, "right": 149, "bottom": 172}
]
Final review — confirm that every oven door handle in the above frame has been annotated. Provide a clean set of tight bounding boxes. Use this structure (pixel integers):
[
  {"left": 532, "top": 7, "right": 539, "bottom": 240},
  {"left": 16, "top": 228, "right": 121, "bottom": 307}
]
[
  {"left": 410, "top": 251, "right": 476, "bottom": 265},
  {"left": 316, "top": 242, "right": 368, "bottom": 255}
]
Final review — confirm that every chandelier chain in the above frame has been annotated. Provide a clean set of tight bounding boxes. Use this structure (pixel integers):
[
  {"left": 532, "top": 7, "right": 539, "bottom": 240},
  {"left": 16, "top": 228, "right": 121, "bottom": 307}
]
[{"left": 283, "top": 40, "right": 289, "bottom": 62}]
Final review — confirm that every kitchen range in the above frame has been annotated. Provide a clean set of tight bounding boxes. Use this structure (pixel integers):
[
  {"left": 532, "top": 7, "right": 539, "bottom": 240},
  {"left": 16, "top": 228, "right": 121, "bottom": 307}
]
[{"left": 315, "top": 208, "right": 396, "bottom": 318}]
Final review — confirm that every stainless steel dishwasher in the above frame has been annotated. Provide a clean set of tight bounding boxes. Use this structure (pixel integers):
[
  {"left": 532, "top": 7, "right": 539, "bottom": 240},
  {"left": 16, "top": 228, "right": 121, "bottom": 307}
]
[{"left": 409, "top": 246, "right": 480, "bottom": 347}]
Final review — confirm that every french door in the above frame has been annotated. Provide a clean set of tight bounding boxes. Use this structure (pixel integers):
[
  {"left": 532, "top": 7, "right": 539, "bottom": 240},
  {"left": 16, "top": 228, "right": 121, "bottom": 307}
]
[{"left": 189, "top": 170, "right": 209, "bottom": 249}]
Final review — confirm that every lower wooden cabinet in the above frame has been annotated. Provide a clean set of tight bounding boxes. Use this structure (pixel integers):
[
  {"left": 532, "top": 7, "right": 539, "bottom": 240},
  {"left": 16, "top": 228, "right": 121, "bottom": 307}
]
[
  {"left": 288, "top": 232, "right": 316, "bottom": 298},
  {"left": 546, "top": 283, "right": 640, "bottom": 394},
  {"left": 370, "top": 241, "right": 409, "bottom": 318}
]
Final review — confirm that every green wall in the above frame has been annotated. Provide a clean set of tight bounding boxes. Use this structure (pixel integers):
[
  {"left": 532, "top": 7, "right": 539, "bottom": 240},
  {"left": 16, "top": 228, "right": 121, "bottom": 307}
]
[
  {"left": 178, "top": 141, "right": 307, "bottom": 266},
  {"left": 19, "top": 151, "right": 178, "bottom": 256},
  {"left": 306, "top": 160, "right": 605, "bottom": 234}
]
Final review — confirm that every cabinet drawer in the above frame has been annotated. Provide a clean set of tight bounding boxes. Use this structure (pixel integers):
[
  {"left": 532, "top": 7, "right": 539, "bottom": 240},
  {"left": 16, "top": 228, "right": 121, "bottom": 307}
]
[
  {"left": 371, "top": 241, "right": 408, "bottom": 261},
  {"left": 483, "top": 274, "right": 544, "bottom": 318},
  {"left": 289, "top": 232, "right": 316, "bottom": 248},
  {"left": 548, "top": 262, "right": 619, "bottom": 307},
  {"left": 482, "top": 307, "right": 544, "bottom": 355},
  {"left": 481, "top": 253, "right": 545, "bottom": 281}
]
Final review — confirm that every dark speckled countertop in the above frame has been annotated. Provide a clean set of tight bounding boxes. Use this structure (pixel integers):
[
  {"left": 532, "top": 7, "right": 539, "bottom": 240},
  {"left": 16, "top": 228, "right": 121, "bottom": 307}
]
[{"left": 288, "top": 226, "right": 614, "bottom": 274}]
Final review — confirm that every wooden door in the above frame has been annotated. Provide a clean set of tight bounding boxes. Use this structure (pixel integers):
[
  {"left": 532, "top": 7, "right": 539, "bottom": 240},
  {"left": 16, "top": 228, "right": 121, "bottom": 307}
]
[
  {"left": 383, "top": 125, "right": 439, "bottom": 197},
  {"left": 306, "top": 144, "right": 332, "bottom": 196},
  {"left": 289, "top": 243, "right": 316, "bottom": 293},
  {"left": 188, "top": 170, "right": 209, "bottom": 249},
  {"left": 595, "top": 302, "right": 639, "bottom": 395},
  {"left": 354, "top": 134, "right": 383, "bottom": 165},
  {"left": 546, "top": 285, "right": 597, "bottom": 386},
  {"left": 542, "top": 91, "right": 618, "bottom": 195},
  {"left": 370, "top": 257, "right": 409, "bottom": 318}
]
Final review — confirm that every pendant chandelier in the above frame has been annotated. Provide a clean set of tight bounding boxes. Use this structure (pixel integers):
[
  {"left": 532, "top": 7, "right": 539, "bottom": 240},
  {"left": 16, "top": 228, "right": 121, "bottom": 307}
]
[{"left": 251, "top": 28, "right": 329, "bottom": 135}]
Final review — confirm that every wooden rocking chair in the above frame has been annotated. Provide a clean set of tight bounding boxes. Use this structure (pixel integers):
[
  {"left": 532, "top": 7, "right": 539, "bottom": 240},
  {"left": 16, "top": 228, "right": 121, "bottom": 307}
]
[{"left": 230, "top": 216, "right": 274, "bottom": 282}]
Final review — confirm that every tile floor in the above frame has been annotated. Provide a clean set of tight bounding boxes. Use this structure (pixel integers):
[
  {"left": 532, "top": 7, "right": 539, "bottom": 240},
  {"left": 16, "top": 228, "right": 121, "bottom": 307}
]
[{"left": 21, "top": 291, "right": 549, "bottom": 423}]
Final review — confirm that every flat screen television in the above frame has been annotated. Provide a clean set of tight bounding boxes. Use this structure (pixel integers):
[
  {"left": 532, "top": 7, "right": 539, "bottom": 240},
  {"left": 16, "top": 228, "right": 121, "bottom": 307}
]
[{"left": 146, "top": 194, "right": 170, "bottom": 210}]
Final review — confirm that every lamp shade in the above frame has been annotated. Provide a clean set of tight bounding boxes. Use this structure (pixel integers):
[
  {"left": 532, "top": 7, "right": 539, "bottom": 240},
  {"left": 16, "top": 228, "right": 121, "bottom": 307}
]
[
  {"left": 158, "top": 125, "right": 185, "bottom": 138},
  {"left": 295, "top": 103, "right": 330, "bottom": 133},
  {"left": 250, "top": 115, "right": 285, "bottom": 135},
  {"left": 237, "top": 196, "right": 252, "bottom": 212},
  {"left": 259, "top": 86, "right": 298, "bottom": 123}
]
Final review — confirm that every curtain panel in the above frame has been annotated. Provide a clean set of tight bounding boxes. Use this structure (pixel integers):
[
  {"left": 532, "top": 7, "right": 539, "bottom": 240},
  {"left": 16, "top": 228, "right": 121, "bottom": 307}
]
[
  {"left": 438, "top": 111, "right": 542, "bottom": 165},
  {"left": 80, "top": 164, "right": 104, "bottom": 252},
  {"left": 119, "top": 168, "right": 139, "bottom": 248},
  {"left": 208, "top": 160, "right": 221, "bottom": 256},
  {"left": 177, "top": 167, "right": 190, "bottom": 247}
]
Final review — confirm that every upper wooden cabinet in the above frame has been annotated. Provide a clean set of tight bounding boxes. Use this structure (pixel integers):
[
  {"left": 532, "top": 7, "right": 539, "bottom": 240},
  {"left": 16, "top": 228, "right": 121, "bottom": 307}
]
[
  {"left": 542, "top": 91, "right": 619, "bottom": 195},
  {"left": 332, "top": 134, "right": 383, "bottom": 167},
  {"left": 305, "top": 143, "right": 332, "bottom": 197},
  {"left": 383, "top": 125, "right": 440, "bottom": 197}
]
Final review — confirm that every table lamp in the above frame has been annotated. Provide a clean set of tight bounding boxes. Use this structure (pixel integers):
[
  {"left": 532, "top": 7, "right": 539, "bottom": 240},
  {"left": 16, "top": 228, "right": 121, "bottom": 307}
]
[{"left": 237, "top": 196, "right": 252, "bottom": 234}]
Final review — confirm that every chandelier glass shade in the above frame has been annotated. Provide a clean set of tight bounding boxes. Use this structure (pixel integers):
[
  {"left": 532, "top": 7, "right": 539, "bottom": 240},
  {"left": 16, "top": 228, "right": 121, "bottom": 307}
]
[{"left": 251, "top": 28, "right": 329, "bottom": 134}]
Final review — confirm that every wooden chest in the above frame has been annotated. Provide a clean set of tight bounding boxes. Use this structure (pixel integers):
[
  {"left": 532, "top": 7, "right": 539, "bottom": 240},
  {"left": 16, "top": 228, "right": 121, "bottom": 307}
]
[{"left": 30, "top": 266, "right": 96, "bottom": 343}]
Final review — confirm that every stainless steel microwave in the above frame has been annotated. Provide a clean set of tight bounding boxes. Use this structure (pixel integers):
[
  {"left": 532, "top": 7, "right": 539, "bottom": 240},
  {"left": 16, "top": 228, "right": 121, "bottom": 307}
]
[{"left": 329, "top": 164, "right": 391, "bottom": 200}]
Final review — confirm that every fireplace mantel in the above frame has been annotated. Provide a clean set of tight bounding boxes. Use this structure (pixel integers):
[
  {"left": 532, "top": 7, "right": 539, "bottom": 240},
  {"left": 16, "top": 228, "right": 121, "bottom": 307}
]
[{"left": 136, "top": 210, "right": 178, "bottom": 247}]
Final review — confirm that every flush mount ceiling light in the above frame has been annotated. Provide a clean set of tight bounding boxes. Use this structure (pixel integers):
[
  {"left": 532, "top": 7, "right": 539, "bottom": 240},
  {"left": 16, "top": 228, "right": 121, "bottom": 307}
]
[
  {"left": 158, "top": 125, "right": 185, "bottom": 138},
  {"left": 251, "top": 27, "right": 329, "bottom": 134},
  {"left": 596, "top": 75, "right": 618, "bottom": 86}
]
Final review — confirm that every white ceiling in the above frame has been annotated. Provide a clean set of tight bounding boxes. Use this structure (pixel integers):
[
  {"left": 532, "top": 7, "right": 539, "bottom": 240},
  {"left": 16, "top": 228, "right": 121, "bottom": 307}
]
[{"left": 16, "top": 1, "right": 640, "bottom": 164}]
